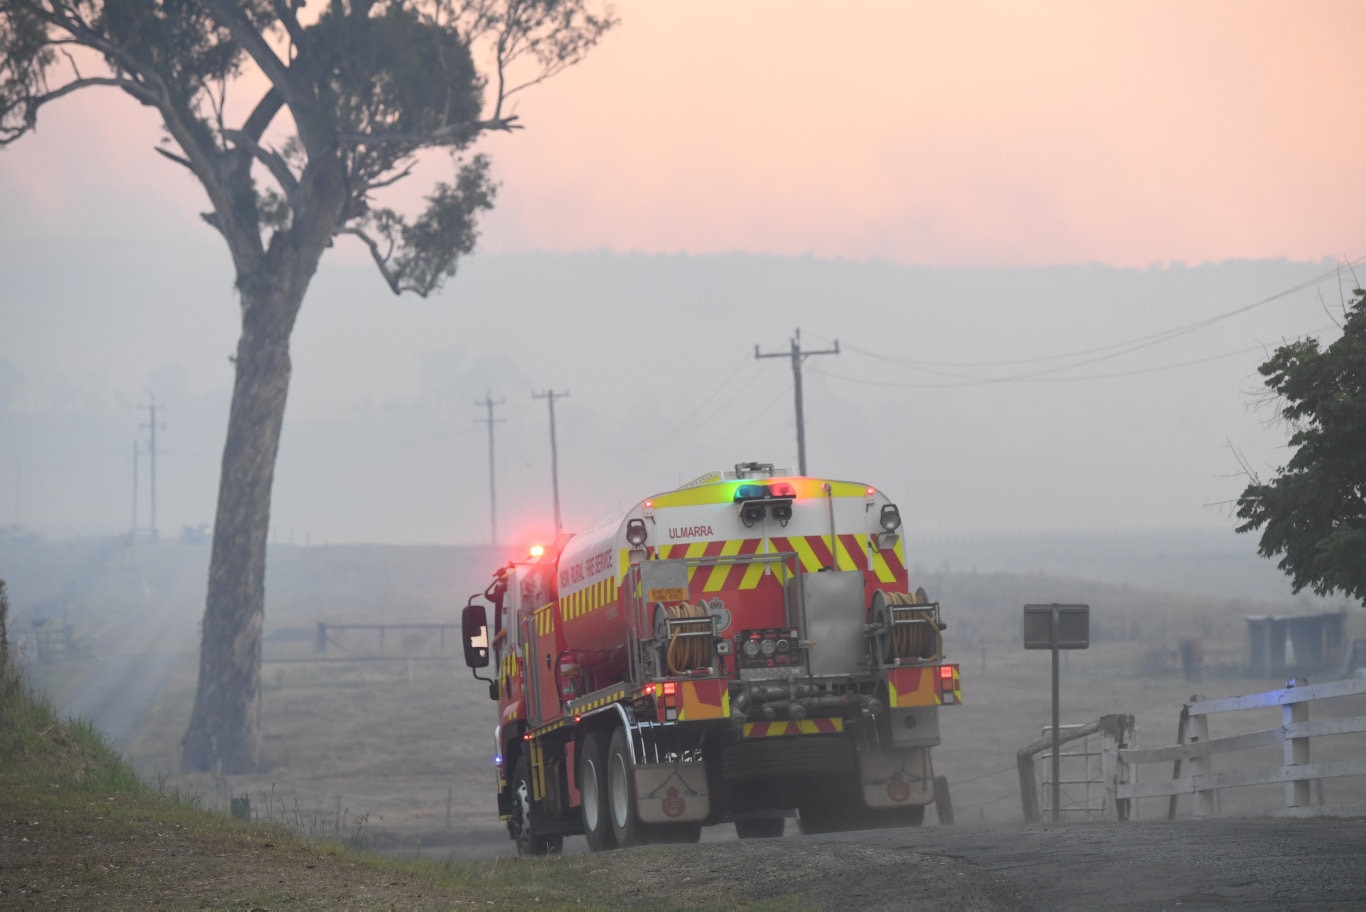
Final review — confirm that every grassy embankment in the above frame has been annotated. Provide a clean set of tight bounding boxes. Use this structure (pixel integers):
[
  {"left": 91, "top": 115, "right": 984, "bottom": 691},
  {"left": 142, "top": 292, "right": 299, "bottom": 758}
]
[{"left": 0, "top": 580, "right": 800, "bottom": 911}]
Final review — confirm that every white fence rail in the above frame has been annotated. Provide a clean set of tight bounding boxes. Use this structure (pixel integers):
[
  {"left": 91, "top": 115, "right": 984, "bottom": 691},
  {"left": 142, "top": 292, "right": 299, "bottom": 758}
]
[{"left": 1115, "top": 676, "right": 1366, "bottom": 819}]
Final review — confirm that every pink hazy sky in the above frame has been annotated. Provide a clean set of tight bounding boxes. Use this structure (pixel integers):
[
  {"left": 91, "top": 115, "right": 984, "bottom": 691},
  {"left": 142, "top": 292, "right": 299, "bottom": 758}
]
[
  {"left": 4, "top": 1, "right": 1363, "bottom": 268},
  {"left": 475, "top": 1, "right": 1365, "bottom": 267}
]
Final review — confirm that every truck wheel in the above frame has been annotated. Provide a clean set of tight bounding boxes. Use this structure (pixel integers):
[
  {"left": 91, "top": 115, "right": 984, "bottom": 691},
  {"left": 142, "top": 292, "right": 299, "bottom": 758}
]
[
  {"left": 735, "top": 817, "right": 785, "bottom": 839},
  {"left": 579, "top": 731, "right": 616, "bottom": 852},
  {"left": 511, "top": 754, "right": 563, "bottom": 856},
  {"left": 607, "top": 726, "right": 646, "bottom": 847},
  {"left": 934, "top": 775, "right": 954, "bottom": 825}
]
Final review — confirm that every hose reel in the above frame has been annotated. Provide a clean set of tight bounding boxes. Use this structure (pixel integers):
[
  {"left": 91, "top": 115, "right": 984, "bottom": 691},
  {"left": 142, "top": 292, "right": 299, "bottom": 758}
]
[
  {"left": 654, "top": 602, "right": 715, "bottom": 675},
  {"left": 870, "top": 588, "right": 944, "bottom": 664}
]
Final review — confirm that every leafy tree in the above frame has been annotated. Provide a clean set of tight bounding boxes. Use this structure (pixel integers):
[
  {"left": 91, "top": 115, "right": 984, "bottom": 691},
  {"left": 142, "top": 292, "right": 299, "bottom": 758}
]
[
  {"left": 0, "top": 0, "right": 614, "bottom": 772},
  {"left": 1237, "top": 287, "right": 1366, "bottom": 604}
]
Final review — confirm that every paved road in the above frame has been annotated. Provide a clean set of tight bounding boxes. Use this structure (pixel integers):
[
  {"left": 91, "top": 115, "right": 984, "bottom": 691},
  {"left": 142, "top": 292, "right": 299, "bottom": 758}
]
[{"left": 846, "top": 817, "right": 1366, "bottom": 911}]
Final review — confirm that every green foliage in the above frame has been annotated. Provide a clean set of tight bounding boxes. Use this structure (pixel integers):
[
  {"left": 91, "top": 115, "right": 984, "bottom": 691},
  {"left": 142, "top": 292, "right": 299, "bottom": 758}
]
[
  {"left": 1236, "top": 287, "right": 1366, "bottom": 603},
  {"left": 364, "top": 152, "right": 495, "bottom": 294},
  {"left": 305, "top": 3, "right": 482, "bottom": 143}
]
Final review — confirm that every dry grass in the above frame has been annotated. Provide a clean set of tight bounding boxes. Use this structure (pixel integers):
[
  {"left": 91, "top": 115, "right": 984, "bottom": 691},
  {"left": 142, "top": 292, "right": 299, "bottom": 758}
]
[
  {"left": 4, "top": 587, "right": 823, "bottom": 911},
  {"left": 8, "top": 541, "right": 1366, "bottom": 861}
]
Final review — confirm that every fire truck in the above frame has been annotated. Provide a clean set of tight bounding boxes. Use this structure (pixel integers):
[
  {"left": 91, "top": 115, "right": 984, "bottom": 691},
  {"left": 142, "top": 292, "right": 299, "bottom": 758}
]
[{"left": 460, "top": 462, "right": 960, "bottom": 854}]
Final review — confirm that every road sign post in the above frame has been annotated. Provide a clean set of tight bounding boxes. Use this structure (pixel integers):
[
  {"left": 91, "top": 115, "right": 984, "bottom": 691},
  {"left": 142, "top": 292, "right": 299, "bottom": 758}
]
[{"left": 1024, "top": 603, "right": 1090, "bottom": 823}]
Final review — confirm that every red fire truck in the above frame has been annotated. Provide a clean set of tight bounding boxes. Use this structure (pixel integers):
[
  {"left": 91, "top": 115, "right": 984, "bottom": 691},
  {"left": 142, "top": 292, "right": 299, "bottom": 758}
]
[{"left": 461, "top": 462, "right": 959, "bottom": 853}]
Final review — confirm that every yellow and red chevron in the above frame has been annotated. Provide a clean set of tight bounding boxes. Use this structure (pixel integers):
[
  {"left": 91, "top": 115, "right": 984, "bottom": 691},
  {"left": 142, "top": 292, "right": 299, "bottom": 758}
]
[
  {"left": 741, "top": 718, "right": 844, "bottom": 738},
  {"left": 649, "top": 535, "right": 907, "bottom": 590},
  {"left": 650, "top": 537, "right": 767, "bottom": 590},
  {"left": 768, "top": 533, "right": 906, "bottom": 584}
]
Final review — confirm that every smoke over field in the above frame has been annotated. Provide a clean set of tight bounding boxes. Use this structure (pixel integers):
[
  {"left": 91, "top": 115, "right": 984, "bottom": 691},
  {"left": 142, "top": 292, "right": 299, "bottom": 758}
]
[{"left": 3, "top": 530, "right": 1360, "bottom": 855}]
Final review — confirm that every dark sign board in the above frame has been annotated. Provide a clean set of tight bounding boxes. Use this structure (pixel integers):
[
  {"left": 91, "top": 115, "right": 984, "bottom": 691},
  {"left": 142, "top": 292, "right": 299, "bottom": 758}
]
[{"left": 1023, "top": 603, "right": 1090, "bottom": 649}]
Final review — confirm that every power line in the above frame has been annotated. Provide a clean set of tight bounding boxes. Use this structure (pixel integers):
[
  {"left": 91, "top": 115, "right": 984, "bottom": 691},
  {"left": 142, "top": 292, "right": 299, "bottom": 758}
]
[
  {"left": 828, "top": 263, "right": 1363, "bottom": 389},
  {"left": 821, "top": 322, "right": 1345, "bottom": 390},
  {"left": 755, "top": 329, "right": 839, "bottom": 475},
  {"left": 844, "top": 256, "right": 1364, "bottom": 373},
  {"left": 619, "top": 353, "right": 764, "bottom": 456}
]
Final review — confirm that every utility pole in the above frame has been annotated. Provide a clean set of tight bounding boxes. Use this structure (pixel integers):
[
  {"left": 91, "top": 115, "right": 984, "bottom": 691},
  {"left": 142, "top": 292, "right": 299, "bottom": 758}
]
[
  {"left": 755, "top": 328, "right": 839, "bottom": 475},
  {"left": 532, "top": 389, "right": 569, "bottom": 537},
  {"left": 475, "top": 392, "right": 505, "bottom": 546},
  {"left": 140, "top": 395, "right": 164, "bottom": 541},
  {"left": 131, "top": 440, "right": 139, "bottom": 536}
]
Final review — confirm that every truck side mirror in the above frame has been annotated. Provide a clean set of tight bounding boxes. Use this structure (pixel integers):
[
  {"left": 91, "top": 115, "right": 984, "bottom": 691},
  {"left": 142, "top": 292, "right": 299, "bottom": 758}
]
[{"left": 462, "top": 603, "right": 491, "bottom": 669}]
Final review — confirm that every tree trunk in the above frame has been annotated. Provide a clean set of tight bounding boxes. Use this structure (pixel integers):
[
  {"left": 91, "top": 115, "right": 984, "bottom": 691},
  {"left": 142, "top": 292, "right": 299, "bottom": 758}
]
[
  {"left": 181, "top": 288, "right": 300, "bottom": 773},
  {"left": 180, "top": 154, "right": 346, "bottom": 773}
]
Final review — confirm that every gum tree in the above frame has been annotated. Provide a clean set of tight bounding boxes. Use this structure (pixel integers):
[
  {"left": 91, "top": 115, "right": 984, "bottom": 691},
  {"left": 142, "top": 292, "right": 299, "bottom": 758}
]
[
  {"left": 1237, "top": 287, "right": 1366, "bottom": 605},
  {"left": 0, "top": 0, "right": 613, "bottom": 772}
]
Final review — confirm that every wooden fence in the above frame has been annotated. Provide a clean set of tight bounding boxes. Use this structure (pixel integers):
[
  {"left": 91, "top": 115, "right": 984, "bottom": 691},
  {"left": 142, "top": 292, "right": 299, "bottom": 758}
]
[{"left": 1115, "top": 676, "right": 1366, "bottom": 819}]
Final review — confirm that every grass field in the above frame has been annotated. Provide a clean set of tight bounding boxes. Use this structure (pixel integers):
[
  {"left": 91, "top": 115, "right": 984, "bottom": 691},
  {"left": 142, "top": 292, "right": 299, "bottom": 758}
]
[{"left": 5, "top": 533, "right": 1364, "bottom": 857}]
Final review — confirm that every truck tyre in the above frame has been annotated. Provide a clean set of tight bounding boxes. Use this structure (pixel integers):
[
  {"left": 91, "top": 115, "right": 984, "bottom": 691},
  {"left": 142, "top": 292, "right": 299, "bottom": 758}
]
[
  {"left": 511, "top": 753, "right": 563, "bottom": 856},
  {"left": 607, "top": 726, "right": 647, "bottom": 847},
  {"left": 579, "top": 731, "right": 616, "bottom": 852},
  {"left": 934, "top": 775, "right": 954, "bottom": 825},
  {"left": 735, "top": 817, "right": 785, "bottom": 839}
]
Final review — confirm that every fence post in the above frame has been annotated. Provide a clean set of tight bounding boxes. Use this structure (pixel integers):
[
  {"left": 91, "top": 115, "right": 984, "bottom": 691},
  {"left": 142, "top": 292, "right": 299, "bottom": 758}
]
[
  {"left": 316, "top": 621, "right": 327, "bottom": 654},
  {"left": 1017, "top": 748, "right": 1041, "bottom": 823},
  {"left": 1187, "top": 696, "right": 1216, "bottom": 819},
  {"left": 1100, "top": 713, "right": 1135, "bottom": 821},
  {"left": 1284, "top": 677, "right": 1311, "bottom": 809},
  {"left": 1166, "top": 703, "right": 1190, "bottom": 820}
]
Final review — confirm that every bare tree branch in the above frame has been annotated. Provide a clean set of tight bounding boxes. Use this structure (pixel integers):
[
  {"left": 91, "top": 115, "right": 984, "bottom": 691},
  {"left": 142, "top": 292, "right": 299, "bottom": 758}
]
[
  {"left": 0, "top": 73, "right": 152, "bottom": 141},
  {"left": 154, "top": 143, "right": 194, "bottom": 171},
  {"left": 222, "top": 127, "right": 299, "bottom": 198},
  {"left": 269, "top": 0, "right": 305, "bottom": 48},
  {"left": 339, "top": 224, "right": 402, "bottom": 294},
  {"left": 195, "top": 0, "right": 306, "bottom": 132},
  {"left": 365, "top": 161, "right": 417, "bottom": 192},
  {"left": 335, "top": 114, "right": 519, "bottom": 147}
]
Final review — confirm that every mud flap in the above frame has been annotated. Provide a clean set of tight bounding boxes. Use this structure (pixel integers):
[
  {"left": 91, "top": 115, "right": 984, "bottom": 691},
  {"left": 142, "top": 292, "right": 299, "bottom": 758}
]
[
  {"left": 857, "top": 745, "right": 933, "bottom": 809},
  {"left": 634, "top": 763, "right": 710, "bottom": 824}
]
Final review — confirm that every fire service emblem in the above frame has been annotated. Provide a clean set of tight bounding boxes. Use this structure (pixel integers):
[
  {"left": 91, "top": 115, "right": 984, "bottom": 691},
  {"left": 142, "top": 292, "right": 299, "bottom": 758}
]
[{"left": 661, "top": 786, "right": 686, "bottom": 818}]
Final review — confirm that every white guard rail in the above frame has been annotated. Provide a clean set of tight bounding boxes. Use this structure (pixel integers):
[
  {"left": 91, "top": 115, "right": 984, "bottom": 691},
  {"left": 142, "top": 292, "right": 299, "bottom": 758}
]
[{"left": 1116, "top": 676, "right": 1366, "bottom": 819}]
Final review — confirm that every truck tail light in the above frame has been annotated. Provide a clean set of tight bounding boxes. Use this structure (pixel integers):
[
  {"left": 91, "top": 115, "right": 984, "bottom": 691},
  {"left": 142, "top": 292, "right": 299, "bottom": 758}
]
[{"left": 938, "top": 664, "right": 958, "bottom": 704}]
